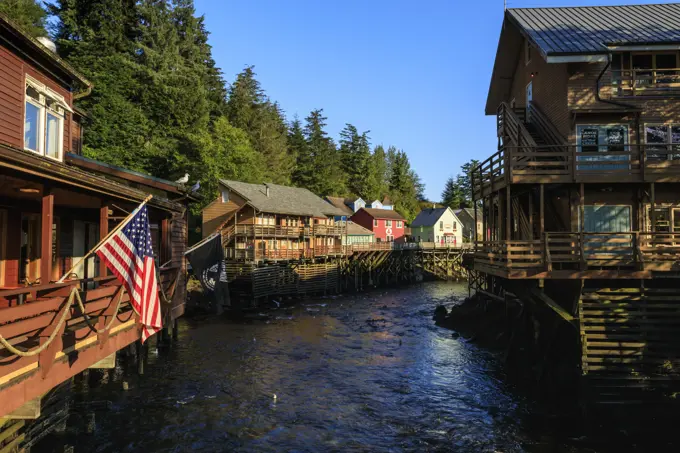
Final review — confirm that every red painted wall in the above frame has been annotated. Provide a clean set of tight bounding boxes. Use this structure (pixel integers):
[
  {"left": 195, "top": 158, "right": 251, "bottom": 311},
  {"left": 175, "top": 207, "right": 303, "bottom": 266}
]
[{"left": 350, "top": 209, "right": 405, "bottom": 242}]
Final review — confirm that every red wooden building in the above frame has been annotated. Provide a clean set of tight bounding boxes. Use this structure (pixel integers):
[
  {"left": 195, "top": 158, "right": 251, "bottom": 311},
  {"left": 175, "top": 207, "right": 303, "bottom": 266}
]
[
  {"left": 350, "top": 208, "right": 406, "bottom": 243},
  {"left": 0, "top": 15, "right": 193, "bottom": 421}
]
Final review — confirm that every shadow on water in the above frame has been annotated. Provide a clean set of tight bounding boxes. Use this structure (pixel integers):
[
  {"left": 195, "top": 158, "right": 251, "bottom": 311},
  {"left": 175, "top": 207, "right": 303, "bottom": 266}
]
[{"left": 31, "top": 282, "right": 664, "bottom": 452}]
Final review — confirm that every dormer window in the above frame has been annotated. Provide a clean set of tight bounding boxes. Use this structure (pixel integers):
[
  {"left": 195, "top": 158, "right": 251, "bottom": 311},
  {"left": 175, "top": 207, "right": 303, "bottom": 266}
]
[{"left": 24, "top": 76, "right": 69, "bottom": 161}]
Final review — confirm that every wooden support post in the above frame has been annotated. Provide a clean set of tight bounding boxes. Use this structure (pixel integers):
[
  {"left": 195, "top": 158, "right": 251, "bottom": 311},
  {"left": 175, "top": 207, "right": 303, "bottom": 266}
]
[
  {"left": 473, "top": 200, "right": 478, "bottom": 245},
  {"left": 579, "top": 183, "right": 586, "bottom": 270},
  {"left": 651, "top": 182, "right": 656, "bottom": 233},
  {"left": 40, "top": 187, "right": 54, "bottom": 283},
  {"left": 99, "top": 202, "right": 109, "bottom": 277},
  {"left": 539, "top": 184, "right": 545, "bottom": 235},
  {"left": 161, "top": 217, "right": 170, "bottom": 264},
  {"left": 506, "top": 186, "right": 511, "bottom": 241},
  {"left": 482, "top": 197, "right": 487, "bottom": 243},
  {"left": 528, "top": 190, "right": 533, "bottom": 239}
]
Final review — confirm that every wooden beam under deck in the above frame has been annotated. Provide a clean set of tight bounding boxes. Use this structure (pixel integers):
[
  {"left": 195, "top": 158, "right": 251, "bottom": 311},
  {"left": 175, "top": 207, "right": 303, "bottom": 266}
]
[{"left": 473, "top": 263, "right": 654, "bottom": 280}]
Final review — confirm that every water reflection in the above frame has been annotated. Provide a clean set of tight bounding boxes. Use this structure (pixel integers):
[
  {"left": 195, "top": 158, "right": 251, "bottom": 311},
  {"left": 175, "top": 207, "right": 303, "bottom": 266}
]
[{"left": 36, "top": 282, "right": 581, "bottom": 452}]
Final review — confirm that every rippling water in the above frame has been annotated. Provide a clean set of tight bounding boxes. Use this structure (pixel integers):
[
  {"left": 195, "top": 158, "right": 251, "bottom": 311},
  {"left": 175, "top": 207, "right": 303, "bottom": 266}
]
[{"left": 36, "top": 282, "right": 604, "bottom": 452}]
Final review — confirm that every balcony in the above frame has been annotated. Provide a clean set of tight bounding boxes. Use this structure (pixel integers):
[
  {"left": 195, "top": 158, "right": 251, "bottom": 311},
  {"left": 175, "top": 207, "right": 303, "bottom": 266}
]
[
  {"left": 611, "top": 68, "right": 680, "bottom": 98},
  {"left": 472, "top": 144, "right": 680, "bottom": 199},
  {"left": 0, "top": 267, "right": 180, "bottom": 417},
  {"left": 473, "top": 232, "right": 680, "bottom": 278}
]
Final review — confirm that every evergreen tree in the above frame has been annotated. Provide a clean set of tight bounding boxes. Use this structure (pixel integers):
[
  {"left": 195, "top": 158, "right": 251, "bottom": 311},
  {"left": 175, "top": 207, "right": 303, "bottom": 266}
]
[
  {"left": 0, "top": 0, "right": 47, "bottom": 37},
  {"left": 303, "top": 109, "right": 345, "bottom": 196},
  {"left": 365, "top": 144, "right": 388, "bottom": 201},
  {"left": 339, "top": 123, "right": 370, "bottom": 197},
  {"left": 226, "top": 67, "right": 293, "bottom": 184},
  {"left": 290, "top": 117, "right": 313, "bottom": 188},
  {"left": 388, "top": 150, "right": 421, "bottom": 221},
  {"left": 441, "top": 176, "right": 465, "bottom": 209}
]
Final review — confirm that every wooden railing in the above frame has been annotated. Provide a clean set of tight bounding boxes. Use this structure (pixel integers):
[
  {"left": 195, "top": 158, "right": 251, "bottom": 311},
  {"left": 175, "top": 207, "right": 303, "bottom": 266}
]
[
  {"left": 0, "top": 267, "right": 180, "bottom": 417},
  {"left": 611, "top": 68, "right": 680, "bottom": 97},
  {"left": 473, "top": 232, "right": 680, "bottom": 273},
  {"left": 497, "top": 102, "right": 536, "bottom": 147},
  {"left": 527, "top": 102, "right": 566, "bottom": 145},
  {"left": 473, "top": 144, "right": 680, "bottom": 198},
  {"left": 229, "top": 224, "right": 345, "bottom": 238}
]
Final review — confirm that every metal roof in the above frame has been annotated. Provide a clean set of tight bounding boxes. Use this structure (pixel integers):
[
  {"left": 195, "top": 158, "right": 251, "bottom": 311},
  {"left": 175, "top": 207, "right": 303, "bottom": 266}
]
[
  {"left": 411, "top": 207, "right": 456, "bottom": 227},
  {"left": 508, "top": 4, "right": 680, "bottom": 57},
  {"left": 220, "top": 180, "right": 346, "bottom": 218}
]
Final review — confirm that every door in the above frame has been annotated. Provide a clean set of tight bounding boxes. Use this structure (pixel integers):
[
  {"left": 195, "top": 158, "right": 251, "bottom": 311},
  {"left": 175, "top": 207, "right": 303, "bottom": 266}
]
[
  {"left": 20, "top": 214, "right": 40, "bottom": 283},
  {"left": 582, "top": 205, "right": 632, "bottom": 260},
  {"left": 525, "top": 81, "right": 533, "bottom": 122}
]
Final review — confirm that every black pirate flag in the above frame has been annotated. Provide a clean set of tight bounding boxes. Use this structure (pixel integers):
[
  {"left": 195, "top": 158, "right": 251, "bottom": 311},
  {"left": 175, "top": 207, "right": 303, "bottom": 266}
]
[{"left": 185, "top": 234, "right": 230, "bottom": 312}]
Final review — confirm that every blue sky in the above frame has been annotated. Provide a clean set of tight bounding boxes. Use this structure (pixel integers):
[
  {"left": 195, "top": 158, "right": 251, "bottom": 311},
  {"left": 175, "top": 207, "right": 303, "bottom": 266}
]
[{"left": 195, "top": 0, "right": 656, "bottom": 201}]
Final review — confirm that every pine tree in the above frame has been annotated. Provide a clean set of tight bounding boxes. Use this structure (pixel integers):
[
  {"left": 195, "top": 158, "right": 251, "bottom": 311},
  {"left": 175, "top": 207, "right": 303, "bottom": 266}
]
[
  {"left": 339, "top": 124, "right": 370, "bottom": 197},
  {"left": 441, "top": 176, "right": 465, "bottom": 209},
  {"left": 303, "top": 109, "right": 345, "bottom": 196},
  {"left": 388, "top": 150, "right": 421, "bottom": 221},
  {"left": 0, "top": 0, "right": 47, "bottom": 37},
  {"left": 290, "top": 117, "right": 313, "bottom": 188},
  {"left": 226, "top": 67, "right": 292, "bottom": 184},
  {"left": 365, "top": 144, "right": 388, "bottom": 201}
]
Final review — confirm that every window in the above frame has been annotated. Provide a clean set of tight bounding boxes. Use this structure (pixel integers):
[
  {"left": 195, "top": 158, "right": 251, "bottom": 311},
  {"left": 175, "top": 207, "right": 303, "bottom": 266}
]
[
  {"left": 439, "top": 221, "right": 443, "bottom": 231},
  {"left": 386, "top": 235, "right": 394, "bottom": 242},
  {"left": 373, "top": 219, "right": 378, "bottom": 227},
  {"left": 23, "top": 76, "right": 67, "bottom": 161},
  {"left": 221, "top": 190, "right": 229, "bottom": 203},
  {"left": 386, "top": 220, "right": 392, "bottom": 228},
  {"left": 576, "top": 124, "right": 629, "bottom": 170},
  {"left": 453, "top": 221, "right": 457, "bottom": 231},
  {"left": 396, "top": 221, "right": 403, "bottom": 228},
  {"left": 525, "top": 39, "right": 532, "bottom": 65},
  {"left": 645, "top": 124, "right": 680, "bottom": 160}
]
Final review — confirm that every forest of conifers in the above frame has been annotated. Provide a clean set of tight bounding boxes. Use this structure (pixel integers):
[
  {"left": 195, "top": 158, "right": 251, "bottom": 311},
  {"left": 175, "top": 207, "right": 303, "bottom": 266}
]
[{"left": 0, "top": 0, "right": 427, "bottom": 220}]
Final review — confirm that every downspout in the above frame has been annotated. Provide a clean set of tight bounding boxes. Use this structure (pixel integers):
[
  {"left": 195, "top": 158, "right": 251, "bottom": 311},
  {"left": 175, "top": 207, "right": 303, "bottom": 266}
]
[{"left": 595, "top": 53, "right": 637, "bottom": 110}]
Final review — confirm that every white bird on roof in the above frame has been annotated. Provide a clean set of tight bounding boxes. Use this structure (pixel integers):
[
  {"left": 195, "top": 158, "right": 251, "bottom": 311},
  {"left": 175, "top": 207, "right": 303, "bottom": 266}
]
[{"left": 176, "top": 173, "right": 189, "bottom": 184}]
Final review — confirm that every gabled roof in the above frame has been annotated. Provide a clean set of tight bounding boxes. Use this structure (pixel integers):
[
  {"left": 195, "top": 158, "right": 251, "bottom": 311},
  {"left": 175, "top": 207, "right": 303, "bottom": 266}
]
[
  {"left": 487, "top": 4, "right": 680, "bottom": 114},
  {"left": 508, "top": 4, "right": 680, "bottom": 59},
  {"left": 0, "top": 14, "right": 91, "bottom": 90},
  {"left": 411, "top": 207, "right": 456, "bottom": 227},
  {"left": 454, "top": 207, "right": 476, "bottom": 220},
  {"left": 356, "top": 207, "right": 405, "bottom": 220},
  {"left": 325, "top": 196, "right": 354, "bottom": 215},
  {"left": 344, "top": 221, "right": 374, "bottom": 236},
  {"left": 220, "top": 180, "right": 346, "bottom": 217}
]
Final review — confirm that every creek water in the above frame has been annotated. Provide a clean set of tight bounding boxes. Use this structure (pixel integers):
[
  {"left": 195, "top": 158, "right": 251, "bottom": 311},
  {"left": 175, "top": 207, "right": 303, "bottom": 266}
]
[{"left": 34, "top": 282, "right": 631, "bottom": 452}]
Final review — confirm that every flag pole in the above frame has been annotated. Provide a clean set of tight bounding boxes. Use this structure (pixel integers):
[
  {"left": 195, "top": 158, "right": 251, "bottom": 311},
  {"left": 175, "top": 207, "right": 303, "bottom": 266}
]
[{"left": 57, "top": 195, "right": 154, "bottom": 283}]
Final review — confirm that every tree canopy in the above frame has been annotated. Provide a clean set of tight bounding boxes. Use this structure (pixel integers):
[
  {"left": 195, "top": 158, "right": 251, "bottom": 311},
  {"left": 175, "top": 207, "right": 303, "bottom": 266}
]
[{"left": 7, "top": 0, "right": 426, "bottom": 220}]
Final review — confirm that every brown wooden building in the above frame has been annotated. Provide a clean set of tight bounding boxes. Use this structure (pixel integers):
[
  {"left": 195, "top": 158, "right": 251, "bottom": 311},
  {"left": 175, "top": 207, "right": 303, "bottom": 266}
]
[
  {"left": 471, "top": 4, "right": 680, "bottom": 404},
  {"left": 0, "top": 15, "right": 193, "bottom": 419},
  {"left": 202, "top": 179, "right": 347, "bottom": 261}
]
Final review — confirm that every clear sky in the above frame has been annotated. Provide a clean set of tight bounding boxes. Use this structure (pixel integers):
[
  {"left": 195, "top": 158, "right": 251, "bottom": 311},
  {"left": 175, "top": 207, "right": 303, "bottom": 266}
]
[{"left": 195, "top": 0, "right": 656, "bottom": 201}]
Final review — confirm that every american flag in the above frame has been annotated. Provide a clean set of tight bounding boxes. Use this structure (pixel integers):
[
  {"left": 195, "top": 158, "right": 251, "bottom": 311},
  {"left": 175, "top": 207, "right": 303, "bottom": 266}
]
[{"left": 96, "top": 205, "right": 161, "bottom": 343}]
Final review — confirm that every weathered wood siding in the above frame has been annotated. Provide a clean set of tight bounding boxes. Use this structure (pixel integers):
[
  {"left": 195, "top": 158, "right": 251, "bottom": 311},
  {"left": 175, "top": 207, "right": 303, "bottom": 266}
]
[
  {"left": 0, "top": 43, "right": 75, "bottom": 153},
  {"left": 201, "top": 191, "right": 247, "bottom": 238},
  {"left": 170, "top": 213, "right": 187, "bottom": 320}
]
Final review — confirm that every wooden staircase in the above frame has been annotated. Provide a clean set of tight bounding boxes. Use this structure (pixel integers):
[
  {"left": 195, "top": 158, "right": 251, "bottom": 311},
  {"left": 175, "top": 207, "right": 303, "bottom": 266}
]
[{"left": 579, "top": 281, "right": 680, "bottom": 405}]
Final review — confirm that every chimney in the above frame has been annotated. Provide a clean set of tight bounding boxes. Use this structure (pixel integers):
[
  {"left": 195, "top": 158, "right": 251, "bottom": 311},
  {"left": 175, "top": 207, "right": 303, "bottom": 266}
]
[{"left": 264, "top": 183, "right": 270, "bottom": 197}]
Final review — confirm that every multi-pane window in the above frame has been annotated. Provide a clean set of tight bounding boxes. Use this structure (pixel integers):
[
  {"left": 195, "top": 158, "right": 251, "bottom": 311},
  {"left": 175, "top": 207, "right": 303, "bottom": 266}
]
[
  {"left": 645, "top": 124, "right": 680, "bottom": 160},
  {"left": 439, "top": 221, "right": 443, "bottom": 231},
  {"left": 386, "top": 220, "right": 392, "bottom": 228},
  {"left": 373, "top": 219, "right": 378, "bottom": 227},
  {"left": 23, "top": 76, "right": 68, "bottom": 161}
]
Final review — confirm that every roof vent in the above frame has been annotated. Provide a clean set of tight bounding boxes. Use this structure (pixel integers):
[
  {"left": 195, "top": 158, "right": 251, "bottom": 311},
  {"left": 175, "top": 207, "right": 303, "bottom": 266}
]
[
  {"left": 264, "top": 183, "right": 270, "bottom": 197},
  {"left": 37, "top": 37, "right": 57, "bottom": 54}
]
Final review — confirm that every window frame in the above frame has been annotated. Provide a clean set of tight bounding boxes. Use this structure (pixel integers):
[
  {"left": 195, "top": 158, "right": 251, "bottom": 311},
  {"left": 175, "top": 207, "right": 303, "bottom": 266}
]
[
  {"left": 385, "top": 219, "right": 392, "bottom": 228},
  {"left": 373, "top": 219, "right": 378, "bottom": 227},
  {"left": 23, "top": 75, "right": 66, "bottom": 162},
  {"left": 644, "top": 123, "right": 680, "bottom": 160}
]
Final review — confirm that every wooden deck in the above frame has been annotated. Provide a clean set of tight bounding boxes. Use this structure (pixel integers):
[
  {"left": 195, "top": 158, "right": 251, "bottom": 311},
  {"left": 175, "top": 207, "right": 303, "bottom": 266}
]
[
  {"left": 0, "top": 267, "right": 180, "bottom": 418},
  {"left": 472, "top": 232, "right": 680, "bottom": 279},
  {"left": 472, "top": 145, "right": 680, "bottom": 200}
]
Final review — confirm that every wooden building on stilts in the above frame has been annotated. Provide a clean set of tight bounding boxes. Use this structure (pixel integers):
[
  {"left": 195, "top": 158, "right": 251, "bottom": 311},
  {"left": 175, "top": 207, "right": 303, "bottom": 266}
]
[
  {"left": 469, "top": 3, "right": 680, "bottom": 405},
  {"left": 0, "top": 14, "right": 195, "bottom": 422}
]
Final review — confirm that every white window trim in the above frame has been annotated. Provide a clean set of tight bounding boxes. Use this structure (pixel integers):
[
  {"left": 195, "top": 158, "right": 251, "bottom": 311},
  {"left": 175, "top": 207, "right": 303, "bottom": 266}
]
[
  {"left": 386, "top": 220, "right": 392, "bottom": 228},
  {"left": 24, "top": 75, "right": 66, "bottom": 162}
]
